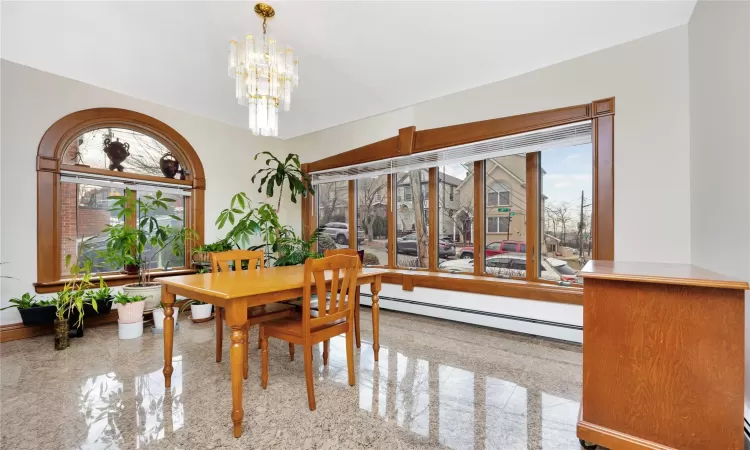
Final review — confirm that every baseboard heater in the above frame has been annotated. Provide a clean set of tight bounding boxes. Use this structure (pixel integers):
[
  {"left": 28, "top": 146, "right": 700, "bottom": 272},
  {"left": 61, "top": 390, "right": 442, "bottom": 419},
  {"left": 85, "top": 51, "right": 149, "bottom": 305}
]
[{"left": 359, "top": 293, "right": 582, "bottom": 331}]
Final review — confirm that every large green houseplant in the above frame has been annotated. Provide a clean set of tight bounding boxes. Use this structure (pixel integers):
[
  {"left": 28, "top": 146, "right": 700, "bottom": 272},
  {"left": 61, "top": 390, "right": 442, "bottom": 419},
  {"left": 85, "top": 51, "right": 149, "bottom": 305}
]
[
  {"left": 101, "top": 188, "right": 197, "bottom": 309},
  {"left": 251, "top": 152, "right": 314, "bottom": 211}
]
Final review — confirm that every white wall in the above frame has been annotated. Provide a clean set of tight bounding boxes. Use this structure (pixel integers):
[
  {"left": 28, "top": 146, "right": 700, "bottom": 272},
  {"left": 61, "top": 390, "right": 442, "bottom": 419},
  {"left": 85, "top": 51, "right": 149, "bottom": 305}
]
[
  {"left": 0, "top": 60, "right": 301, "bottom": 324},
  {"left": 688, "top": 0, "right": 750, "bottom": 411},
  {"left": 289, "top": 25, "right": 692, "bottom": 265}
]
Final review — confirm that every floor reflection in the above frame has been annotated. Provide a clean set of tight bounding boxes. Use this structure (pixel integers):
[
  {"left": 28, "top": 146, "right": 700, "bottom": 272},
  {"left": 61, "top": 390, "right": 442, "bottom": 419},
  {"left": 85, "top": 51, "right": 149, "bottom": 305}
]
[
  {"left": 1, "top": 309, "right": 583, "bottom": 449},
  {"left": 347, "top": 341, "right": 581, "bottom": 450}
]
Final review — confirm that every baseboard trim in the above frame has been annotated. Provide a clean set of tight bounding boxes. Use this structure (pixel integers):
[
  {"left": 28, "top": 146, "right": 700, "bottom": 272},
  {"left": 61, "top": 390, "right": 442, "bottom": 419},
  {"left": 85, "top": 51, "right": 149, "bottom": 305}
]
[{"left": 360, "top": 293, "right": 582, "bottom": 331}]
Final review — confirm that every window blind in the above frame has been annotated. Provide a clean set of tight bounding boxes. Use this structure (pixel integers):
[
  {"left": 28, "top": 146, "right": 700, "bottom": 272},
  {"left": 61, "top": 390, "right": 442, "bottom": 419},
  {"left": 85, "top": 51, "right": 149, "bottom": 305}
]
[
  {"left": 311, "top": 120, "right": 592, "bottom": 185},
  {"left": 60, "top": 171, "right": 192, "bottom": 197}
]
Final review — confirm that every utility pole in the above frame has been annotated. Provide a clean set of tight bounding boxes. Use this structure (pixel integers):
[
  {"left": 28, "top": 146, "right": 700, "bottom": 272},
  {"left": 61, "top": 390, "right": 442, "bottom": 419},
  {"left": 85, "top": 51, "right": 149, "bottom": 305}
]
[{"left": 579, "top": 190, "right": 592, "bottom": 260}]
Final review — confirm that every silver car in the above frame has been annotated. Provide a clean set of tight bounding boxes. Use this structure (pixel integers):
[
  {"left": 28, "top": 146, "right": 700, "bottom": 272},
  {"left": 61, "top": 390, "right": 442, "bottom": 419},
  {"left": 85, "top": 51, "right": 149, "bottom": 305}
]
[{"left": 321, "top": 222, "right": 365, "bottom": 245}]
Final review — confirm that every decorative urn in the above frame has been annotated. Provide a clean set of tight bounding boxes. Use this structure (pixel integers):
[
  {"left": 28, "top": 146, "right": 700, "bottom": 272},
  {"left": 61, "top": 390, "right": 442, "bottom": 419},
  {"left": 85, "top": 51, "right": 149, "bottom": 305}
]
[{"left": 103, "top": 138, "right": 130, "bottom": 171}]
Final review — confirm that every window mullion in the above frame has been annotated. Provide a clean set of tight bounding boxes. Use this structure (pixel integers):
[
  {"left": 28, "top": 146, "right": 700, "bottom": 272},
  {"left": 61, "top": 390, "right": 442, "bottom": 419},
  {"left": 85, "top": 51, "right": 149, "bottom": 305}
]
[
  {"left": 428, "top": 167, "right": 438, "bottom": 272},
  {"left": 526, "top": 153, "right": 540, "bottom": 283},
  {"left": 473, "top": 160, "right": 485, "bottom": 276}
]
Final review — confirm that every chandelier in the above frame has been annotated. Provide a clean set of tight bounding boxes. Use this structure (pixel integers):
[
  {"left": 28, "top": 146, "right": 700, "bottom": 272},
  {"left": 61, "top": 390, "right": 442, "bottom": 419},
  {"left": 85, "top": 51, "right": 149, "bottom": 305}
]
[{"left": 228, "top": 2, "right": 298, "bottom": 137}]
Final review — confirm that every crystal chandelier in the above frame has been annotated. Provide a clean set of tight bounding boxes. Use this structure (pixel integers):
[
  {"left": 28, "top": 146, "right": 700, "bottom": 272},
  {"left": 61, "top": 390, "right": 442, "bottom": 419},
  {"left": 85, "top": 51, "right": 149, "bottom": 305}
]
[{"left": 228, "top": 2, "right": 298, "bottom": 137}]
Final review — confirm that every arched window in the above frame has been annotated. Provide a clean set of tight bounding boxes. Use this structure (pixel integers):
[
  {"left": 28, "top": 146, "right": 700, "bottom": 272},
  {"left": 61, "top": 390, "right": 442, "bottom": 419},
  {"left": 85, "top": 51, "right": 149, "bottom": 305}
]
[{"left": 35, "top": 108, "right": 205, "bottom": 291}]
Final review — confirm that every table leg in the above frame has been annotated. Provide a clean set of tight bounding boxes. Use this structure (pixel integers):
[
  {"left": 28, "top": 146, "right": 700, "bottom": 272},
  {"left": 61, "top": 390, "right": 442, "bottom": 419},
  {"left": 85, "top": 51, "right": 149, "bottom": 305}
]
[
  {"left": 371, "top": 277, "right": 381, "bottom": 361},
  {"left": 162, "top": 286, "right": 175, "bottom": 388},
  {"left": 225, "top": 301, "right": 248, "bottom": 438},
  {"left": 243, "top": 324, "right": 249, "bottom": 380}
]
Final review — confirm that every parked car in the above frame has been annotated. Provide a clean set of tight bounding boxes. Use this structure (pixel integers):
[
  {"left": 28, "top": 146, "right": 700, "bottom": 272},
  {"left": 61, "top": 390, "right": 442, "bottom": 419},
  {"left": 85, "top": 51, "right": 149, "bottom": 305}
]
[
  {"left": 320, "top": 222, "right": 365, "bottom": 245},
  {"left": 396, "top": 233, "right": 455, "bottom": 258},
  {"left": 439, "top": 255, "right": 578, "bottom": 282},
  {"left": 456, "top": 240, "right": 527, "bottom": 259}
]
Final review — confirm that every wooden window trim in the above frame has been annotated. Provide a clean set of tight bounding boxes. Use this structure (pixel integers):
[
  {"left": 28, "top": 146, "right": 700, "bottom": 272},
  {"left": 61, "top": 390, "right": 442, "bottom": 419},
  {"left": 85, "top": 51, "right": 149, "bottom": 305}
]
[
  {"left": 304, "top": 99, "right": 614, "bottom": 305},
  {"left": 35, "top": 108, "right": 206, "bottom": 291}
]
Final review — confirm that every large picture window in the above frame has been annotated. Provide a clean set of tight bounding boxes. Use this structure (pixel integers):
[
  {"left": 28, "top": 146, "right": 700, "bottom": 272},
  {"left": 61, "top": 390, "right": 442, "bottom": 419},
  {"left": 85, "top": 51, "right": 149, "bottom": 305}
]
[
  {"left": 304, "top": 98, "right": 614, "bottom": 304},
  {"left": 35, "top": 108, "right": 205, "bottom": 292}
]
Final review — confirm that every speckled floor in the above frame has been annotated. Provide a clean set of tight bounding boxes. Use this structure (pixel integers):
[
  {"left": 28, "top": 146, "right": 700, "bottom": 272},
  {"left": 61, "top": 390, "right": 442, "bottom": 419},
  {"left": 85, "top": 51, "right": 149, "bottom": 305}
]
[{"left": 0, "top": 308, "right": 587, "bottom": 450}]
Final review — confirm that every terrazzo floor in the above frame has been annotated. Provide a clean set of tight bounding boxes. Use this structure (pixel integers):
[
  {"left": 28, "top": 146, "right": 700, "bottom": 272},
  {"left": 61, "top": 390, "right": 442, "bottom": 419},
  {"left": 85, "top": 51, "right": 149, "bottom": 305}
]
[{"left": 0, "top": 308, "right": 589, "bottom": 450}]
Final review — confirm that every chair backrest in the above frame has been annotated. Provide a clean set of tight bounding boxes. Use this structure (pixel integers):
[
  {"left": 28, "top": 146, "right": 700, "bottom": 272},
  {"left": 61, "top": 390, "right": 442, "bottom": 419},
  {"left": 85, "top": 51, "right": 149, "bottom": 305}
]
[
  {"left": 324, "top": 248, "right": 364, "bottom": 263},
  {"left": 210, "top": 250, "right": 264, "bottom": 273},
  {"left": 303, "top": 254, "right": 360, "bottom": 332}
]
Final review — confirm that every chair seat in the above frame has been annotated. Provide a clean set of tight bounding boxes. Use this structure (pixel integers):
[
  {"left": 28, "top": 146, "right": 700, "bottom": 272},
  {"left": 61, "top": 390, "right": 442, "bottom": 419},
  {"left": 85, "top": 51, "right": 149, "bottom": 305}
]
[
  {"left": 262, "top": 310, "right": 346, "bottom": 338},
  {"left": 247, "top": 302, "right": 295, "bottom": 318}
]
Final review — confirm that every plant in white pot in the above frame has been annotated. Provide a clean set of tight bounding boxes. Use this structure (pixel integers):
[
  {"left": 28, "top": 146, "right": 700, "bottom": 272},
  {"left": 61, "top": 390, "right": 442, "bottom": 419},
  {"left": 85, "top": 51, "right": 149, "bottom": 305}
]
[
  {"left": 114, "top": 292, "right": 146, "bottom": 339},
  {"left": 152, "top": 301, "right": 179, "bottom": 330},
  {"left": 180, "top": 299, "right": 213, "bottom": 322},
  {"left": 101, "top": 188, "right": 198, "bottom": 310}
]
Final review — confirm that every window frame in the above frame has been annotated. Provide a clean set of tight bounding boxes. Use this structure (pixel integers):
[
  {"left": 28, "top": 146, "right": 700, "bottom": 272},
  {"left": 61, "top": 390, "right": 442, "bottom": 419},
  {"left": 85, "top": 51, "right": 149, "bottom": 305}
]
[
  {"left": 35, "top": 108, "right": 206, "bottom": 293},
  {"left": 301, "top": 98, "right": 615, "bottom": 306}
]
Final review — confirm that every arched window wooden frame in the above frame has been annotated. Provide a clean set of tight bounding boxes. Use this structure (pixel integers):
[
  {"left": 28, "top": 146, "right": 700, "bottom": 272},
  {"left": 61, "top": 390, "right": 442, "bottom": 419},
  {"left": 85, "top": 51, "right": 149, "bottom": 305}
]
[{"left": 35, "top": 108, "right": 205, "bottom": 292}]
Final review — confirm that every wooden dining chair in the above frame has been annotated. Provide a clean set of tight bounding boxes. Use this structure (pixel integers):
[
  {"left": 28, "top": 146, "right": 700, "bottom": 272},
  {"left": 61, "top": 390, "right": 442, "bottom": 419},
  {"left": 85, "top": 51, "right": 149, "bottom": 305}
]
[
  {"left": 211, "top": 250, "right": 295, "bottom": 379},
  {"left": 323, "top": 249, "right": 363, "bottom": 352},
  {"left": 260, "top": 254, "right": 360, "bottom": 411}
]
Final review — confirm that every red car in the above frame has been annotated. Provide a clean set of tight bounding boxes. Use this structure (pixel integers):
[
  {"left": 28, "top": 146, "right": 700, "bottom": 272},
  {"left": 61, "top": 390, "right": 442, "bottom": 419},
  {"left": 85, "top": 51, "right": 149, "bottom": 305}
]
[{"left": 457, "top": 240, "right": 527, "bottom": 259}]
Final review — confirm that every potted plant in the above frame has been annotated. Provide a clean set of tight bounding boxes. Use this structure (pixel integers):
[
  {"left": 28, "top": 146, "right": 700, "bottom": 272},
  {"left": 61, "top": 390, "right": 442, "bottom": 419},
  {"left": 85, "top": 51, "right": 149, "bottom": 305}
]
[
  {"left": 51, "top": 260, "right": 97, "bottom": 350},
  {"left": 192, "top": 238, "right": 234, "bottom": 264},
  {"left": 251, "top": 152, "right": 314, "bottom": 211},
  {"left": 152, "top": 301, "right": 179, "bottom": 330},
  {"left": 101, "top": 188, "right": 197, "bottom": 310},
  {"left": 66, "top": 278, "right": 115, "bottom": 338},
  {"left": 114, "top": 292, "right": 146, "bottom": 339},
  {"left": 273, "top": 227, "right": 323, "bottom": 267},
  {"left": 215, "top": 192, "right": 294, "bottom": 266},
  {"left": 180, "top": 299, "right": 213, "bottom": 322},
  {"left": 0, "top": 293, "right": 57, "bottom": 327}
]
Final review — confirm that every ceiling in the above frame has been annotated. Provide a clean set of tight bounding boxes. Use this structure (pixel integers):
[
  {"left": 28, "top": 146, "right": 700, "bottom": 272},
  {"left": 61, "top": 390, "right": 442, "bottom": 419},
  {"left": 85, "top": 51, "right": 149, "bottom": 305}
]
[{"left": 1, "top": 1, "right": 695, "bottom": 139}]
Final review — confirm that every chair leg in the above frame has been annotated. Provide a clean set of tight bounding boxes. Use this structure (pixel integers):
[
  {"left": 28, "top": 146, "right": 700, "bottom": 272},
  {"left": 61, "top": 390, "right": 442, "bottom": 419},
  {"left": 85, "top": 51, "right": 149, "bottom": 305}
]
[
  {"left": 323, "top": 340, "right": 330, "bottom": 366},
  {"left": 354, "top": 288, "right": 361, "bottom": 349},
  {"left": 257, "top": 329, "right": 262, "bottom": 350},
  {"left": 260, "top": 330, "right": 269, "bottom": 389},
  {"left": 215, "top": 308, "right": 223, "bottom": 362},
  {"left": 304, "top": 344, "right": 316, "bottom": 411},
  {"left": 288, "top": 343, "right": 295, "bottom": 361},
  {"left": 346, "top": 322, "right": 355, "bottom": 386},
  {"left": 243, "top": 323, "right": 249, "bottom": 380}
]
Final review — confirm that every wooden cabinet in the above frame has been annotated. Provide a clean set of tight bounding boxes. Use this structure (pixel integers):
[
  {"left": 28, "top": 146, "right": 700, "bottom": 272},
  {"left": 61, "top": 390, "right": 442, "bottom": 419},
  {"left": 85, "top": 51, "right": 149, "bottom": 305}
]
[{"left": 577, "top": 261, "right": 748, "bottom": 450}]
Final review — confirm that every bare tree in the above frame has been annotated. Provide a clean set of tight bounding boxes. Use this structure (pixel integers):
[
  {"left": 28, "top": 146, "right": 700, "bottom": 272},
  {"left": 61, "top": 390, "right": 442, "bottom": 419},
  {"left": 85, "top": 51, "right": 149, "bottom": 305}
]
[
  {"left": 357, "top": 176, "right": 387, "bottom": 242},
  {"left": 548, "top": 201, "right": 574, "bottom": 247},
  {"left": 317, "top": 182, "right": 346, "bottom": 225}
]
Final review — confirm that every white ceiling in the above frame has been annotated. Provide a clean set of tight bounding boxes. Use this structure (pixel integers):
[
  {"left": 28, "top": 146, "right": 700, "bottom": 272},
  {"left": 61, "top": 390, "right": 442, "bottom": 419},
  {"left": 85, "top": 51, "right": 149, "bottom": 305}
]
[{"left": 1, "top": 1, "right": 695, "bottom": 139}]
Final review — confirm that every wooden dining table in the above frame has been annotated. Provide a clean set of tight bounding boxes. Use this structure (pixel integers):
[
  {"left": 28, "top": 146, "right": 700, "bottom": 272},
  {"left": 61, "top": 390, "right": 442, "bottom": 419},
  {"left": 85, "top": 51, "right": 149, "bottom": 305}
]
[{"left": 157, "top": 265, "right": 389, "bottom": 438}]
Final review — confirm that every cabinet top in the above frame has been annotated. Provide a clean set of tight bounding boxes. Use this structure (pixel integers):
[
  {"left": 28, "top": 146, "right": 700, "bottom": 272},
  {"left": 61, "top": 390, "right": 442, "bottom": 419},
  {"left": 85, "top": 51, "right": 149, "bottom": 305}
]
[{"left": 580, "top": 260, "right": 749, "bottom": 290}]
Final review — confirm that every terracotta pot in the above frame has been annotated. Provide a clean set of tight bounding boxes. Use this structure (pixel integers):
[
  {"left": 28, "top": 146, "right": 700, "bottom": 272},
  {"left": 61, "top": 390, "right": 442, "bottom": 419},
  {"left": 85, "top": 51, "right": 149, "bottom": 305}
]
[
  {"left": 54, "top": 319, "right": 69, "bottom": 350},
  {"left": 117, "top": 300, "right": 145, "bottom": 324}
]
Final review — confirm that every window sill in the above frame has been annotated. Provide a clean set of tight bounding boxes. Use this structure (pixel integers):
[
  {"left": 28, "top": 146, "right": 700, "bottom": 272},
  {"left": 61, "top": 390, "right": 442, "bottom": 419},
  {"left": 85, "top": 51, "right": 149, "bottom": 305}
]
[
  {"left": 381, "top": 269, "right": 583, "bottom": 305},
  {"left": 33, "top": 268, "right": 198, "bottom": 294}
]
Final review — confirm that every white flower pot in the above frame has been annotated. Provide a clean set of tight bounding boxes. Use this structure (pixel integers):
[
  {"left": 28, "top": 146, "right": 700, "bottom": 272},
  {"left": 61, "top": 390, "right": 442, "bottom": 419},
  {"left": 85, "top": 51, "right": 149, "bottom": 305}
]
[
  {"left": 118, "top": 320, "right": 143, "bottom": 339},
  {"left": 117, "top": 300, "right": 145, "bottom": 324},
  {"left": 152, "top": 307, "right": 178, "bottom": 330},
  {"left": 190, "top": 303, "right": 213, "bottom": 321},
  {"left": 123, "top": 283, "right": 162, "bottom": 310}
]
